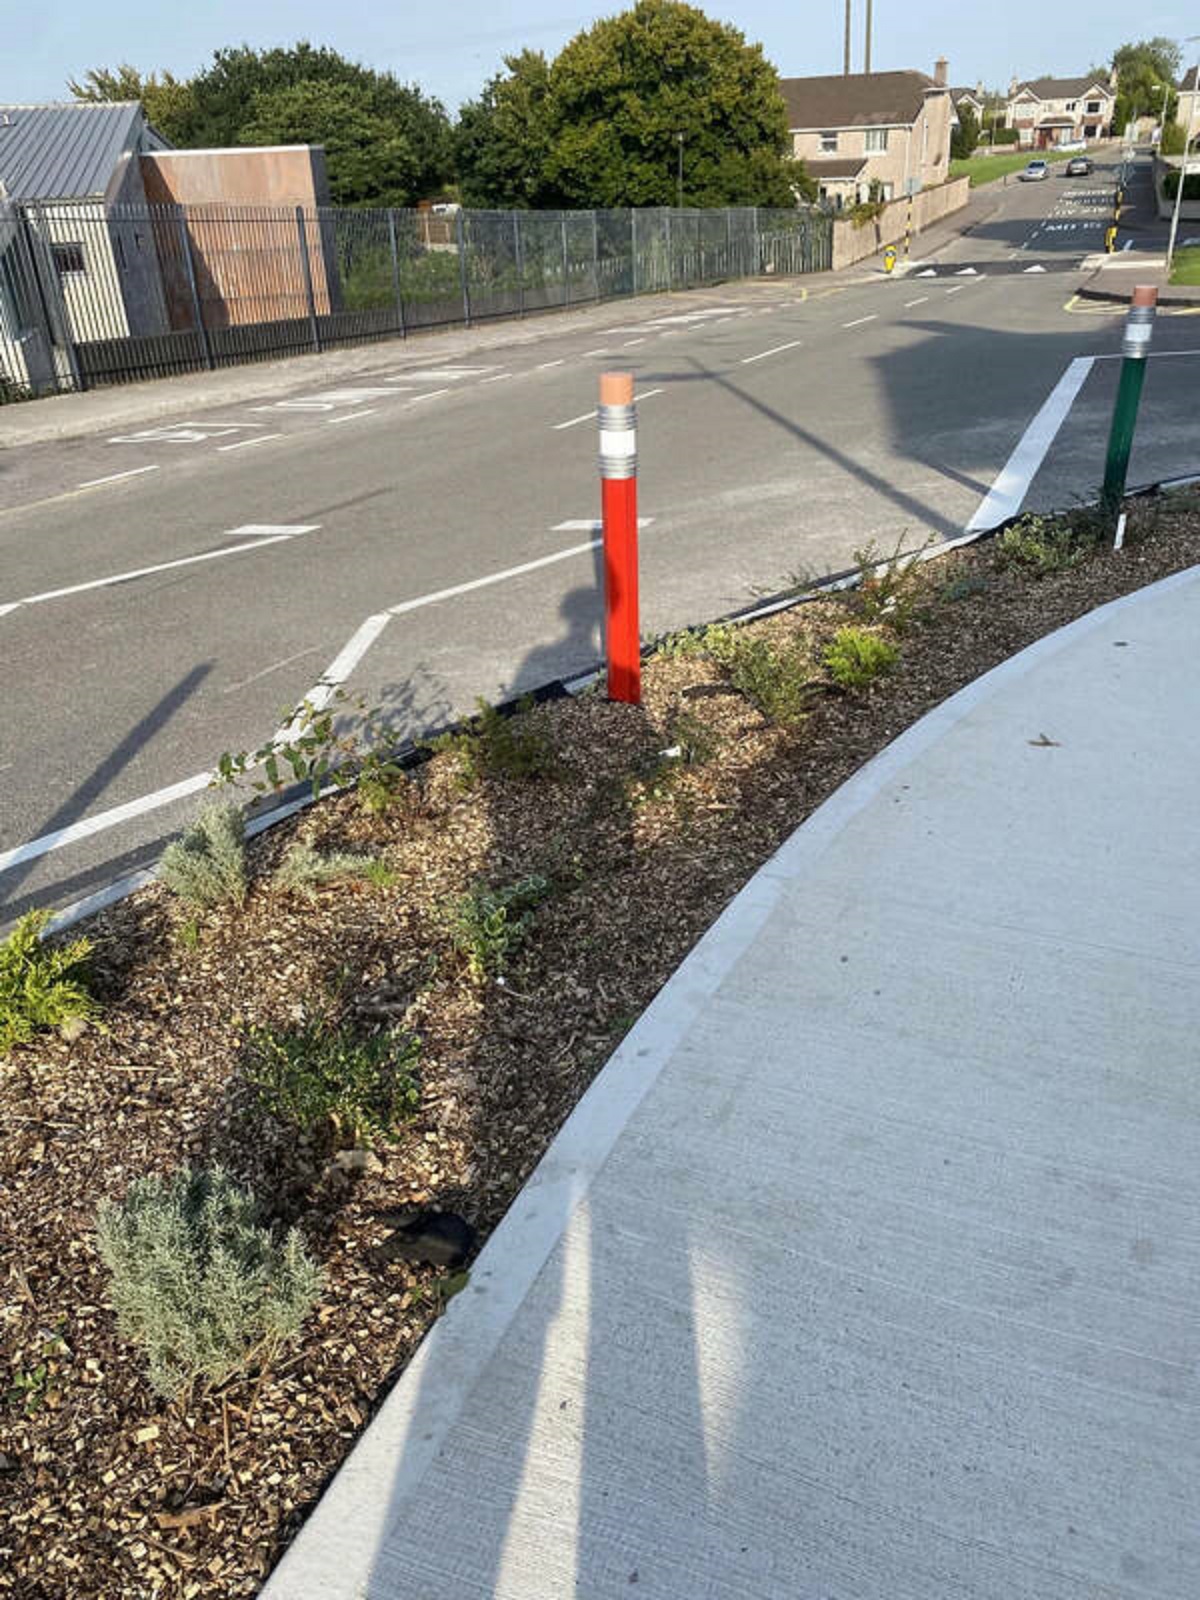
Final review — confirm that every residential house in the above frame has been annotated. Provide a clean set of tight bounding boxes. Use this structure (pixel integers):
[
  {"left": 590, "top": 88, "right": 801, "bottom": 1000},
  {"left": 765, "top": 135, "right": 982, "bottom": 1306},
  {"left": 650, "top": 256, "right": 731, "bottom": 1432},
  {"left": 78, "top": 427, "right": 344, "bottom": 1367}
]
[
  {"left": 1004, "top": 76, "right": 1115, "bottom": 147},
  {"left": 780, "top": 61, "right": 954, "bottom": 210},
  {"left": 1175, "top": 67, "right": 1200, "bottom": 145}
]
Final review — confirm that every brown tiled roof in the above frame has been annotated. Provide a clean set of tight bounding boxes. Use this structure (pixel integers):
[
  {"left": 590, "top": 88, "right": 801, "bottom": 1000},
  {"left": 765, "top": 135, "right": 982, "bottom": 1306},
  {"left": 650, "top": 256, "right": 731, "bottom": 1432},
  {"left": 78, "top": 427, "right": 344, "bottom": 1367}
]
[
  {"left": 804, "top": 157, "right": 867, "bottom": 178},
  {"left": 780, "top": 71, "right": 941, "bottom": 131},
  {"left": 1013, "top": 76, "right": 1112, "bottom": 101}
]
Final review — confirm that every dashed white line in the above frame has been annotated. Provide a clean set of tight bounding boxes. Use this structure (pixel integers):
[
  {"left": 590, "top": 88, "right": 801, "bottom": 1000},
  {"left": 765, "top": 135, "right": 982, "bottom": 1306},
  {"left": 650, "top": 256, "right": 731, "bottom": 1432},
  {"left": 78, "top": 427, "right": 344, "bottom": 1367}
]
[
  {"left": 580, "top": 348, "right": 609, "bottom": 357},
  {"left": 740, "top": 339, "right": 804, "bottom": 365},
  {"left": 945, "top": 286, "right": 965, "bottom": 295},
  {"left": 218, "top": 432, "right": 285, "bottom": 451},
  {"left": 634, "top": 387, "right": 664, "bottom": 404},
  {"left": 0, "top": 527, "right": 320, "bottom": 612},
  {"left": 327, "top": 408, "right": 379, "bottom": 424},
  {"left": 536, "top": 359, "right": 566, "bottom": 369},
  {"left": 551, "top": 518, "right": 655, "bottom": 532},
  {"left": 388, "top": 540, "right": 601, "bottom": 616},
  {"left": 842, "top": 315, "right": 877, "bottom": 328},
  {"left": 551, "top": 387, "right": 663, "bottom": 431},
  {"left": 904, "top": 297, "right": 929, "bottom": 307},
  {"left": 622, "top": 337, "right": 646, "bottom": 346},
  {"left": 479, "top": 373, "right": 514, "bottom": 384},
  {"left": 406, "top": 388, "right": 451, "bottom": 404},
  {"left": 78, "top": 465, "right": 160, "bottom": 489}
]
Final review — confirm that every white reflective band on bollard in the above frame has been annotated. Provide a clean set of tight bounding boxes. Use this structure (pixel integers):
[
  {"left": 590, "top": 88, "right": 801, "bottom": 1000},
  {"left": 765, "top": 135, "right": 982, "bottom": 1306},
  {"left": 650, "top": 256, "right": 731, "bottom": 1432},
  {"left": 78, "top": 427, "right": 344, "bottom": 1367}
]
[{"left": 598, "top": 400, "right": 637, "bottom": 480}]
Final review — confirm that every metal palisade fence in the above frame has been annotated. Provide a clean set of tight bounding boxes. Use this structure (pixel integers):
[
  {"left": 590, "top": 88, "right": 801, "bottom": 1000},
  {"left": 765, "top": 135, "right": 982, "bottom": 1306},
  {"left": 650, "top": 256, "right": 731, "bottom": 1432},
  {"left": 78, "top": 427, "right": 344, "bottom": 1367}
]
[{"left": 0, "top": 199, "right": 831, "bottom": 400}]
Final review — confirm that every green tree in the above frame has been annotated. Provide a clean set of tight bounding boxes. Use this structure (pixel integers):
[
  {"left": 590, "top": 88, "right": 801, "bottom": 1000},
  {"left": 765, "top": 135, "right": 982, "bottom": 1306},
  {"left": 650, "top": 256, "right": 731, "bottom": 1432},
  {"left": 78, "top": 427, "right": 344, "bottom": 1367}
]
[
  {"left": 1112, "top": 38, "right": 1182, "bottom": 133},
  {"left": 239, "top": 81, "right": 419, "bottom": 206},
  {"left": 454, "top": 51, "right": 555, "bottom": 208},
  {"left": 67, "top": 62, "right": 196, "bottom": 143},
  {"left": 455, "top": 2, "right": 810, "bottom": 209},
  {"left": 951, "top": 104, "right": 980, "bottom": 159}
]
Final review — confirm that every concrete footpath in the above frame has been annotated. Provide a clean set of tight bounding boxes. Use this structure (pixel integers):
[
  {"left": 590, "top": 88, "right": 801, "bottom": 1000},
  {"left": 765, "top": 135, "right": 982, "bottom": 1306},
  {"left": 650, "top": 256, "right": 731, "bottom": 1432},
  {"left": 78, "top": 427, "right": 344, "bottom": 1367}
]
[{"left": 263, "top": 567, "right": 1200, "bottom": 1599}]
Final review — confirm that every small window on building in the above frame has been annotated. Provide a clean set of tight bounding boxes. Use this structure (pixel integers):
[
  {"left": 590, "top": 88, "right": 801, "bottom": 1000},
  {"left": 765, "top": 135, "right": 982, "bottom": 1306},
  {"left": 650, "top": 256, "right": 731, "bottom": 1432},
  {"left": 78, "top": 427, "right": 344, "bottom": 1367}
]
[
  {"left": 1086, "top": 100, "right": 1101, "bottom": 113},
  {"left": 820, "top": 130, "right": 837, "bottom": 153},
  {"left": 1065, "top": 101, "right": 1077, "bottom": 111},
  {"left": 51, "top": 242, "right": 85, "bottom": 276},
  {"left": 864, "top": 128, "right": 887, "bottom": 153}
]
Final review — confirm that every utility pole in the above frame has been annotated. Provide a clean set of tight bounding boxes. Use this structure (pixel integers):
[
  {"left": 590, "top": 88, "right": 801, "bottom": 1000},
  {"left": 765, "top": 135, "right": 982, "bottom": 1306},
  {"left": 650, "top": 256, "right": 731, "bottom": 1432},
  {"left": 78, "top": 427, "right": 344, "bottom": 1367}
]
[
  {"left": 843, "top": 0, "right": 852, "bottom": 75},
  {"left": 864, "top": 0, "right": 872, "bottom": 74},
  {"left": 676, "top": 132, "right": 684, "bottom": 209}
]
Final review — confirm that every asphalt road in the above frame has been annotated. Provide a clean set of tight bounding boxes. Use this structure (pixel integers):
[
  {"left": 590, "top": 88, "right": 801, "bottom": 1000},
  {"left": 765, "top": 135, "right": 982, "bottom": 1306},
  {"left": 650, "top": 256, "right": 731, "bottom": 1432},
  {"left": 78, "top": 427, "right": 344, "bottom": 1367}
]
[{"left": 2, "top": 152, "right": 1197, "bottom": 924}]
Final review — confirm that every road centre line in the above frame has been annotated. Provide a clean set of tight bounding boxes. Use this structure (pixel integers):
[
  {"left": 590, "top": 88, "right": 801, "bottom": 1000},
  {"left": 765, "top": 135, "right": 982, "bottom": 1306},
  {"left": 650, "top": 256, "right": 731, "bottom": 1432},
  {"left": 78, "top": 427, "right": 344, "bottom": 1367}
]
[
  {"left": 0, "top": 527, "right": 320, "bottom": 612},
  {"left": 328, "top": 408, "right": 379, "bottom": 424},
  {"left": 945, "top": 286, "right": 965, "bottom": 295},
  {"left": 78, "top": 465, "right": 160, "bottom": 489},
  {"left": 479, "top": 373, "right": 513, "bottom": 384},
  {"left": 551, "top": 387, "right": 663, "bottom": 431},
  {"left": 904, "top": 297, "right": 929, "bottom": 307},
  {"left": 537, "top": 359, "right": 565, "bottom": 369},
  {"left": 218, "top": 433, "right": 285, "bottom": 450},
  {"left": 842, "top": 315, "right": 877, "bottom": 328},
  {"left": 406, "top": 388, "right": 450, "bottom": 404},
  {"left": 580, "top": 348, "right": 609, "bottom": 357},
  {"left": 622, "top": 337, "right": 646, "bottom": 346},
  {"left": 740, "top": 339, "right": 803, "bottom": 365},
  {"left": 964, "top": 356, "right": 1093, "bottom": 533}
]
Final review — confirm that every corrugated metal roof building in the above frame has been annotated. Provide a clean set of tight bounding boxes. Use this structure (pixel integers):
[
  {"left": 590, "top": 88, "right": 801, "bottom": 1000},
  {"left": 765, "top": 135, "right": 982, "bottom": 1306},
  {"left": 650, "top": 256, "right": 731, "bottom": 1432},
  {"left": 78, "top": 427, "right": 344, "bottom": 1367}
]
[{"left": 0, "top": 102, "right": 167, "bottom": 202}]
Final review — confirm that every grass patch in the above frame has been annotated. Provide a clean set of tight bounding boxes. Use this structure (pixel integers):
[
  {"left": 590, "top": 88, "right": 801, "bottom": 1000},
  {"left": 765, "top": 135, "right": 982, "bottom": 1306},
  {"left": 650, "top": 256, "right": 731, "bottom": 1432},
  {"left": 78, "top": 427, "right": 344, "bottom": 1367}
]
[
  {"left": 949, "top": 148, "right": 1073, "bottom": 186},
  {"left": 1169, "top": 247, "right": 1200, "bottom": 286}
]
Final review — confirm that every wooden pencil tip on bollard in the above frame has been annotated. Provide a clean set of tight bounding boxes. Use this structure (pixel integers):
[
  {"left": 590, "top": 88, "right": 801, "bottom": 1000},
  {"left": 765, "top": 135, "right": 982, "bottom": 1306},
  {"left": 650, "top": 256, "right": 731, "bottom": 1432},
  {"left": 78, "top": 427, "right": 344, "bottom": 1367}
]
[{"left": 598, "top": 371, "right": 641, "bottom": 705}]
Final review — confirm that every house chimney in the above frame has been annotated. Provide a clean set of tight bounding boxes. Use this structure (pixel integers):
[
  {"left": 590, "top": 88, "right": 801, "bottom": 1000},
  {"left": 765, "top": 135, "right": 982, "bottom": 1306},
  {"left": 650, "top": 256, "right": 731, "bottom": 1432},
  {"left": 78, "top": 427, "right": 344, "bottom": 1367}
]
[
  {"left": 1009, "top": 75, "right": 1019, "bottom": 97},
  {"left": 934, "top": 58, "right": 948, "bottom": 88}
]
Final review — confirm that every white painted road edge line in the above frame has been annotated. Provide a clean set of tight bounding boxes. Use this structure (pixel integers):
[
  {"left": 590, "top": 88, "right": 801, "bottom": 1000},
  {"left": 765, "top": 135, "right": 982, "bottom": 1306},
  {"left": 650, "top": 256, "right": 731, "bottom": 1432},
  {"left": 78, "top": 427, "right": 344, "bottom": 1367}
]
[
  {"left": 327, "top": 409, "right": 379, "bottom": 424},
  {"left": 964, "top": 356, "right": 1094, "bottom": 532},
  {"left": 842, "top": 315, "right": 877, "bottom": 328},
  {"left": 740, "top": 339, "right": 803, "bottom": 365},
  {"left": 77, "top": 465, "right": 160, "bottom": 488},
  {"left": 218, "top": 433, "right": 285, "bottom": 451},
  {"left": 0, "top": 527, "right": 320, "bottom": 612},
  {"left": 273, "top": 612, "right": 394, "bottom": 742},
  {"left": 0, "top": 771, "right": 214, "bottom": 874},
  {"left": 388, "top": 539, "right": 600, "bottom": 616}
]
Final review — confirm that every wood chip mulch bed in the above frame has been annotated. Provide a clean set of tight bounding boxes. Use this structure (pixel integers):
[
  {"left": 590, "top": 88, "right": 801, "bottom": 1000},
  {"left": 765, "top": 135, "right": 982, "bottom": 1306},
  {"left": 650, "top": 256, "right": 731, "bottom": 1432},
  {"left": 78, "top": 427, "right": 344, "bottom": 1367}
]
[{"left": 2, "top": 490, "right": 1197, "bottom": 1598}]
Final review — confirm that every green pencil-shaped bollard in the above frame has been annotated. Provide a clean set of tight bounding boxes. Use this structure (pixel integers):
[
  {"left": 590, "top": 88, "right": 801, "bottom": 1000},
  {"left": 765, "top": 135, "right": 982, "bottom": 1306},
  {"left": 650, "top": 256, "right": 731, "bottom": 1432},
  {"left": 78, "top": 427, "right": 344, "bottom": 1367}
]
[{"left": 1102, "top": 285, "right": 1157, "bottom": 521}]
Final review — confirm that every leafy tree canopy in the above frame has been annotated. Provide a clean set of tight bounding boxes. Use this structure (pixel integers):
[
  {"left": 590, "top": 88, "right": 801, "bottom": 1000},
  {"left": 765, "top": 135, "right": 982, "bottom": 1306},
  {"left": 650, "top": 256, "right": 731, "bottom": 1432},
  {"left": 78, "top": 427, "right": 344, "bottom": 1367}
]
[
  {"left": 238, "top": 81, "right": 419, "bottom": 207},
  {"left": 67, "top": 63, "right": 196, "bottom": 143},
  {"left": 951, "top": 103, "right": 980, "bottom": 159},
  {"left": 456, "top": 1, "right": 811, "bottom": 209},
  {"left": 1112, "top": 38, "right": 1183, "bottom": 130}
]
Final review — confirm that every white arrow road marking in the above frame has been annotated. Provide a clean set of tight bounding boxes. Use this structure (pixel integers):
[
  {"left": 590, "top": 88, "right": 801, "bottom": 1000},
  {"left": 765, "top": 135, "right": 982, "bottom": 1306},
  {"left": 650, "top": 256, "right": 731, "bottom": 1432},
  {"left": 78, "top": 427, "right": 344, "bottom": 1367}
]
[
  {"left": 0, "top": 527, "right": 320, "bottom": 612},
  {"left": 955, "top": 267, "right": 979, "bottom": 275},
  {"left": 916, "top": 268, "right": 937, "bottom": 277},
  {"left": 1023, "top": 265, "right": 1047, "bottom": 273}
]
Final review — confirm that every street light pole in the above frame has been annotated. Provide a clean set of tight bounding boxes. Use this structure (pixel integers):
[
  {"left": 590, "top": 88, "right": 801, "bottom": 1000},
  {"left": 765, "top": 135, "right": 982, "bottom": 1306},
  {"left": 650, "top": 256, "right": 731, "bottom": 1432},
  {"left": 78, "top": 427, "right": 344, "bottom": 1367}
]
[
  {"left": 676, "top": 132, "right": 684, "bottom": 209},
  {"left": 1166, "top": 43, "right": 1200, "bottom": 277}
]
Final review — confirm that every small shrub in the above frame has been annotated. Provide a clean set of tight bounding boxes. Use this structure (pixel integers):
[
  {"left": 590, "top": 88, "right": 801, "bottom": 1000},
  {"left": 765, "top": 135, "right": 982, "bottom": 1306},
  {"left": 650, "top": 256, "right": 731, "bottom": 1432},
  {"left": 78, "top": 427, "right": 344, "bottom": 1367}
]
[
  {"left": 243, "top": 1019, "right": 421, "bottom": 1147},
  {"left": 940, "top": 572, "right": 990, "bottom": 604},
  {"left": 96, "top": 1166, "right": 322, "bottom": 1400},
  {"left": 427, "top": 698, "right": 556, "bottom": 787},
  {"left": 995, "top": 514, "right": 1098, "bottom": 578},
  {"left": 824, "top": 627, "right": 898, "bottom": 691},
  {"left": 449, "top": 875, "right": 551, "bottom": 979},
  {"left": 273, "top": 843, "right": 385, "bottom": 896},
  {"left": 655, "top": 627, "right": 709, "bottom": 660},
  {"left": 719, "top": 630, "right": 816, "bottom": 727},
  {"left": 0, "top": 910, "right": 96, "bottom": 1054},
  {"left": 852, "top": 535, "right": 934, "bottom": 631},
  {"left": 158, "top": 803, "right": 247, "bottom": 909}
]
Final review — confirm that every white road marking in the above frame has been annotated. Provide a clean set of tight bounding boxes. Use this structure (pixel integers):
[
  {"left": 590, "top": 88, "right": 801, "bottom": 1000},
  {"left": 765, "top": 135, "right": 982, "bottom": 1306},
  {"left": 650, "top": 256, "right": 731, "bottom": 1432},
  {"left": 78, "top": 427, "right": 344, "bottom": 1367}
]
[
  {"left": 842, "top": 315, "right": 877, "bottom": 328},
  {"left": 945, "top": 286, "right": 965, "bottom": 295},
  {"left": 916, "top": 268, "right": 937, "bottom": 277},
  {"left": 478, "top": 373, "right": 513, "bottom": 384},
  {"left": 955, "top": 267, "right": 979, "bottom": 275},
  {"left": 550, "top": 518, "right": 655, "bottom": 532},
  {"left": 904, "top": 297, "right": 929, "bottom": 307},
  {"left": 964, "top": 356, "right": 1094, "bottom": 532},
  {"left": 406, "top": 388, "right": 451, "bottom": 405},
  {"left": 253, "top": 387, "right": 398, "bottom": 413},
  {"left": 328, "top": 408, "right": 379, "bottom": 424},
  {"left": 388, "top": 540, "right": 600, "bottom": 617},
  {"left": 552, "top": 387, "right": 663, "bottom": 430},
  {"left": 78, "top": 465, "right": 160, "bottom": 488},
  {"left": 221, "top": 524, "right": 321, "bottom": 539},
  {"left": 536, "top": 359, "right": 566, "bottom": 369},
  {"left": 1023, "top": 265, "right": 1047, "bottom": 273},
  {"left": 384, "top": 367, "right": 492, "bottom": 382},
  {"left": 622, "top": 337, "right": 646, "bottom": 346},
  {"left": 109, "top": 421, "right": 260, "bottom": 444},
  {"left": 740, "top": 339, "right": 803, "bottom": 364},
  {"left": 580, "top": 348, "right": 609, "bottom": 357},
  {"left": 218, "top": 433, "right": 285, "bottom": 451},
  {"left": 0, "top": 771, "right": 214, "bottom": 876},
  {"left": 221, "top": 647, "right": 321, "bottom": 695},
  {"left": 0, "top": 527, "right": 319, "bottom": 612},
  {"left": 273, "top": 612, "right": 393, "bottom": 742}
]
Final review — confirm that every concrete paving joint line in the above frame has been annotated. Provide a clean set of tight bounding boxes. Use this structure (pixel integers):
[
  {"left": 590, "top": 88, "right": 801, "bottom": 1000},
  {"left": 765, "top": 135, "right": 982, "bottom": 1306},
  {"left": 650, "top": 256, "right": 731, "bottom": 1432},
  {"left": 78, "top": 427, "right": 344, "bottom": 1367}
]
[{"left": 258, "top": 560, "right": 1200, "bottom": 1600}]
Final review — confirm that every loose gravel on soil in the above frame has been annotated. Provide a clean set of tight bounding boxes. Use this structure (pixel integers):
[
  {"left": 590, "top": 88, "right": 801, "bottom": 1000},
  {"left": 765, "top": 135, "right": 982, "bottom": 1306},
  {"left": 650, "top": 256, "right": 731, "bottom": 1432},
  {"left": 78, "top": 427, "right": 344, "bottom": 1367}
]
[{"left": 1, "top": 489, "right": 1197, "bottom": 1598}]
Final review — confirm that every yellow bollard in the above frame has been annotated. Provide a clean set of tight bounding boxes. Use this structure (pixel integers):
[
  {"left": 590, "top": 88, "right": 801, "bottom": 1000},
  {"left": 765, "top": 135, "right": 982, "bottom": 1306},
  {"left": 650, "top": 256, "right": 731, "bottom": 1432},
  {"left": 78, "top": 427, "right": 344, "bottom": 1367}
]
[
  {"left": 883, "top": 245, "right": 897, "bottom": 274},
  {"left": 1106, "top": 225, "right": 1118, "bottom": 254}
]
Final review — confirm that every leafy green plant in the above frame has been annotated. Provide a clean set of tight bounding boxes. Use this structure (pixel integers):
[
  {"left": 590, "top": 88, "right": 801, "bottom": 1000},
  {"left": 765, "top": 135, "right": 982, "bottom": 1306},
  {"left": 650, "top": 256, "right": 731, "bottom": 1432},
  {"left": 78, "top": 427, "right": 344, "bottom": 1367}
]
[
  {"left": 852, "top": 535, "right": 934, "bottom": 631},
  {"left": 96, "top": 1166, "right": 322, "bottom": 1400},
  {"left": 273, "top": 843, "right": 387, "bottom": 896},
  {"left": 824, "top": 627, "right": 898, "bottom": 691},
  {"left": 427, "top": 698, "right": 556, "bottom": 787},
  {"left": 216, "top": 689, "right": 408, "bottom": 814},
  {"left": 7, "top": 1327, "right": 69, "bottom": 1414},
  {"left": 158, "top": 803, "right": 247, "bottom": 910},
  {"left": 242, "top": 1019, "right": 421, "bottom": 1147},
  {"left": 940, "top": 572, "right": 990, "bottom": 604},
  {"left": 995, "top": 514, "right": 1098, "bottom": 578},
  {"left": 0, "top": 910, "right": 96, "bottom": 1054},
  {"left": 449, "top": 875, "right": 551, "bottom": 979}
]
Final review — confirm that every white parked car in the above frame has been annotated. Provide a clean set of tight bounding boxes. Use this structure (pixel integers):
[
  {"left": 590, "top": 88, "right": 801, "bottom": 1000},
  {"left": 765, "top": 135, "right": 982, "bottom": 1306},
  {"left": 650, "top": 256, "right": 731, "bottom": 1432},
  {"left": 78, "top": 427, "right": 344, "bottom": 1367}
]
[{"left": 1019, "top": 159, "right": 1049, "bottom": 181}]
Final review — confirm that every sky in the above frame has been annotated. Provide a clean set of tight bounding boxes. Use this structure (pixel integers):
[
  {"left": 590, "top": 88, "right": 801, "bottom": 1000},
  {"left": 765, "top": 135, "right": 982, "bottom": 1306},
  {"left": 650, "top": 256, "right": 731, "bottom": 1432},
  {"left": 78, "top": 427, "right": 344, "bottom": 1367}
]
[{"left": 5, "top": 0, "right": 1197, "bottom": 110}]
